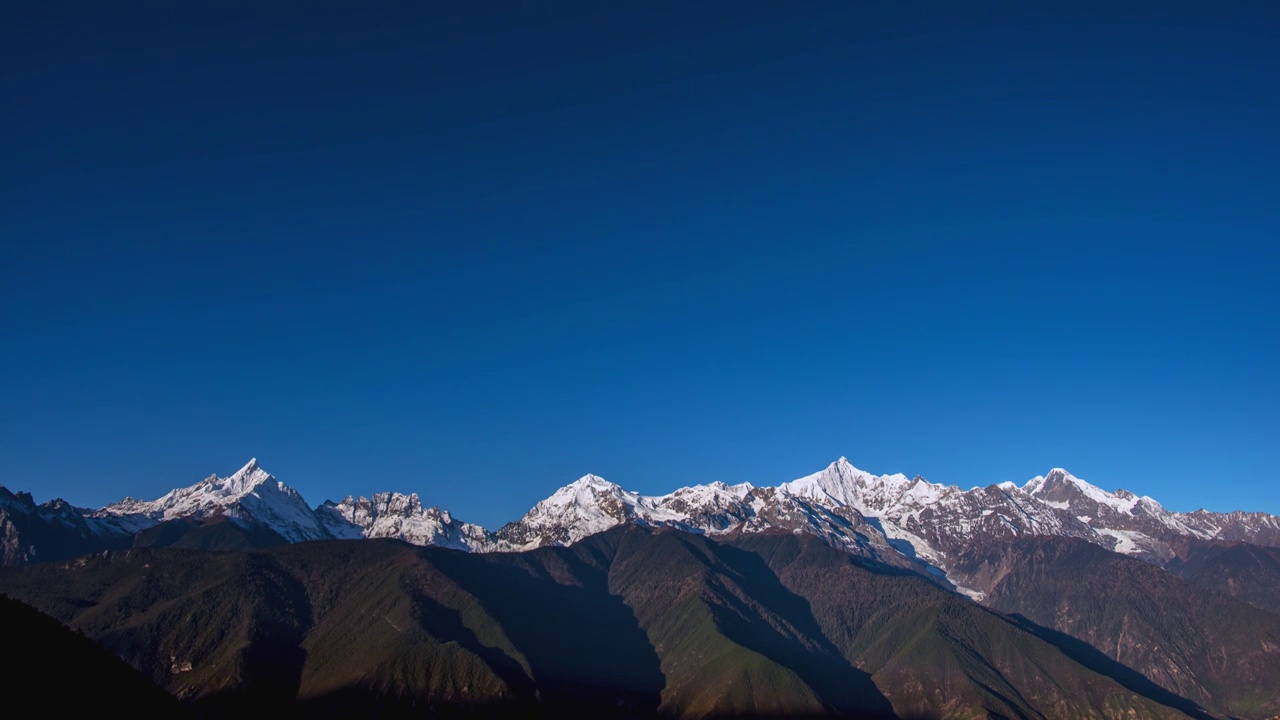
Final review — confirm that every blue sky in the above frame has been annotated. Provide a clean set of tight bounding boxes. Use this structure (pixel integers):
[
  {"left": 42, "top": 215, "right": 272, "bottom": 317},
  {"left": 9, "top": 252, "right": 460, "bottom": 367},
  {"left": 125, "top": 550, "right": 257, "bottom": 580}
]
[{"left": 2, "top": 2, "right": 1277, "bottom": 527}]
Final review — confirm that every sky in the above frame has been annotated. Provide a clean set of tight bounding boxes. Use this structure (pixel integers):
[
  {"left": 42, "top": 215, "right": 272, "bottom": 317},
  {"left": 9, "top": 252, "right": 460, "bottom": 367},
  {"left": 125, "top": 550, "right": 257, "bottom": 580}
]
[{"left": 2, "top": 1, "right": 1277, "bottom": 527}]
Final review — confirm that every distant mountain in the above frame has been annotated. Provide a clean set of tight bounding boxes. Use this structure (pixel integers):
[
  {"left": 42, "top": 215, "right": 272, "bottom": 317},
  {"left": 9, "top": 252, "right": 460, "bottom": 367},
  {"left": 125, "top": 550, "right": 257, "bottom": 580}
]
[
  {"left": 5, "top": 457, "right": 1280, "bottom": 601},
  {"left": 489, "top": 469, "right": 921, "bottom": 574},
  {"left": 316, "top": 491, "right": 492, "bottom": 551},
  {"left": 0, "top": 527, "right": 1207, "bottom": 719},
  {"left": 482, "top": 460, "right": 1280, "bottom": 599},
  {"left": 0, "top": 485, "right": 136, "bottom": 565}
]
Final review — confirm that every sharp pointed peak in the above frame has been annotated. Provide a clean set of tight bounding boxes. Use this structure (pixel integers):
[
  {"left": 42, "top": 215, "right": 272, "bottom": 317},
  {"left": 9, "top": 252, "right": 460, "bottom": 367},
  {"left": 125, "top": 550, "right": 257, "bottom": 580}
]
[
  {"left": 213, "top": 457, "right": 277, "bottom": 495},
  {"left": 1043, "top": 468, "right": 1104, "bottom": 491},
  {"left": 832, "top": 456, "right": 860, "bottom": 470},
  {"left": 812, "top": 455, "right": 864, "bottom": 477},
  {"left": 224, "top": 457, "right": 271, "bottom": 480},
  {"left": 1025, "top": 468, "right": 1083, "bottom": 493}
]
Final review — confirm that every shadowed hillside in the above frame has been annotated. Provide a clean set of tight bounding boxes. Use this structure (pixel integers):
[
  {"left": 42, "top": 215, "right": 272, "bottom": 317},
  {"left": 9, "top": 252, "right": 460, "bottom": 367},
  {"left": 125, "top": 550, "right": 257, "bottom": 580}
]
[
  {"left": 0, "top": 528, "right": 1220, "bottom": 719},
  {"left": 1163, "top": 538, "right": 1280, "bottom": 615},
  {"left": 0, "top": 593, "right": 189, "bottom": 718},
  {"left": 968, "top": 536, "right": 1280, "bottom": 719}
]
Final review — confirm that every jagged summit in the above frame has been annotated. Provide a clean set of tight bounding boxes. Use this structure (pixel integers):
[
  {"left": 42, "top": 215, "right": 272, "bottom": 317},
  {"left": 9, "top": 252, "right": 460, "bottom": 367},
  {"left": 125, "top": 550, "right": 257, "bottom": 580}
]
[
  {"left": 780, "top": 456, "right": 911, "bottom": 512},
  {"left": 303, "top": 456, "right": 1280, "bottom": 577},
  {"left": 316, "top": 491, "right": 490, "bottom": 551},
  {"left": 206, "top": 457, "right": 275, "bottom": 496}
]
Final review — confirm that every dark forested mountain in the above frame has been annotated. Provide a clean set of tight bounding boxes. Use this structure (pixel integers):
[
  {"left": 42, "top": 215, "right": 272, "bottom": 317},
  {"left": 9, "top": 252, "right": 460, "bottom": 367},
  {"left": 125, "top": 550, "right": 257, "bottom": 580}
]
[
  {"left": 964, "top": 536, "right": 1280, "bottom": 719},
  {"left": 2, "top": 526, "right": 1267, "bottom": 720}
]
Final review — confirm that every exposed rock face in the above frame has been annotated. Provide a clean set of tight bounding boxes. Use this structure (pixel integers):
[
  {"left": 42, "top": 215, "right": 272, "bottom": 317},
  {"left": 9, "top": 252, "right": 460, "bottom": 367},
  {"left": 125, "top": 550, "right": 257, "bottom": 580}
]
[
  {"left": 0, "top": 485, "right": 136, "bottom": 566},
  {"left": 316, "top": 491, "right": 493, "bottom": 551}
]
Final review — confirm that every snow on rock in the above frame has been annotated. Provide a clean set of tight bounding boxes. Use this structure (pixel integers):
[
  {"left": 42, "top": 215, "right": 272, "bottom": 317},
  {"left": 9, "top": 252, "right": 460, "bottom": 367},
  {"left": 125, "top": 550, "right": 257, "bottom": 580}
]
[
  {"left": 98, "top": 458, "right": 330, "bottom": 543},
  {"left": 316, "top": 492, "right": 493, "bottom": 551},
  {"left": 14, "top": 454, "right": 1280, "bottom": 601},
  {"left": 495, "top": 474, "right": 667, "bottom": 549}
]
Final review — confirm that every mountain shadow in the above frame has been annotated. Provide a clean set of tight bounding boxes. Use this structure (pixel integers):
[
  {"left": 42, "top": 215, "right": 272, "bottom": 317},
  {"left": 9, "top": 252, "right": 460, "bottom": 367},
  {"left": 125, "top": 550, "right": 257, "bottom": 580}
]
[
  {"left": 729, "top": 531, "right": 1199, "bottom": 720},
  {"left": 427, "top": 540, "right": 666, "bottom": 718},
  {"left": 1005, "top": 613, "right": 1216, "bottom": 720},
  {"left": 688, "top": 536, "right": 896, "bottom": 717},
  {"left": 1163, "top": 538, "right": 1280, "bottom": 614},
  {"left": 0, "top": 529, "right": 1224, "bottom": 719},
  {"left": 976, "top": 536, "right": 1280, "bottom": 719}
]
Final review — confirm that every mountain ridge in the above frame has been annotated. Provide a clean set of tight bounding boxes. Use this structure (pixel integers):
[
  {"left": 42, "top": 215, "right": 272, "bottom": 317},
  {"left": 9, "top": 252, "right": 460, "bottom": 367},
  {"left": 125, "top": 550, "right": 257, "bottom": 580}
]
[{"left": 5, "top": 457, "right": 1280, "bottom": 599}]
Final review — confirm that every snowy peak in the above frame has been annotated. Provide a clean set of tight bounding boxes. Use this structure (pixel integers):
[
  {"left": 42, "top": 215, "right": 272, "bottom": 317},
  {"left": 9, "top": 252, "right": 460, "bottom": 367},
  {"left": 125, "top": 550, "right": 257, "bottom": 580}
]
[
  {"left": 781, "top": 457, "right": 867, "bottom": 506},
  {"left": 553, "top": 473, "right": 627, "bottom": 498},
  {"left": 1026, "top": 468, "right": 1140, "bottom": 514},
  {"left": 104, "top": 458, "right": 277, "bottom": 516},
  {"left": 98, "top": 459, "right": 329, "bottom": 543},
  {"left": 495, "top": 473, "right": 650, "bottom": 549},
  {"left": 779, "top": 457, "right": 912, "bottom": 513},
  {"left": 222, "top": 457, "right": 273, "bottom": 495}
]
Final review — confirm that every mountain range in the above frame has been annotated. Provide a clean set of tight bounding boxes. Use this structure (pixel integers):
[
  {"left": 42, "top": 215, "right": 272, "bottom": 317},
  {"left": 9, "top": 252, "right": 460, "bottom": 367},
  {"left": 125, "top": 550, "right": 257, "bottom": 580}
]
[
  {"left": 4, "top": 456, "right": 1279, "bottom": 597},
  {"left": 4, "top": 457, "right": 1280, "bottom": 718}
]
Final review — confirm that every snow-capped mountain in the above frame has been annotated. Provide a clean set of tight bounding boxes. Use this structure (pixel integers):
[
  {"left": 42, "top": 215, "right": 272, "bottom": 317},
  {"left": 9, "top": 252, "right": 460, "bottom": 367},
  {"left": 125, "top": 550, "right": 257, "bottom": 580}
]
[
  {"left": 317, "top": 492, "right": 492, "bottom": 551},
  {"left": 5, "top": 456, "right": 1280, "bottom": 599},
  {"left": 491, "top": 466, "right": 923, "bottom": 571},
  {"left": 494, "top": 474, "right": 656, "bottom": 549},
  {"left": 98, "top": 458, "right": 329, "bottom": 543},
  {"left": 1179, "top": 508, "right": 1280, "bottom": 547},
  {"left": 483, "top": 458, "right": 1280, "bottom": 597}
]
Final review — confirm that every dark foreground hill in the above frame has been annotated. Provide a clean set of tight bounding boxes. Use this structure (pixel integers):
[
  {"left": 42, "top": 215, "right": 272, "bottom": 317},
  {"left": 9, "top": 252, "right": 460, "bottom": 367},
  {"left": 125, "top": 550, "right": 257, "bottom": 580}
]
[
  {"left": 0, "top": 593, "right": 188, "bottom": 717},
  {"left": 0, "top": 526, "right": 1223, "bottom": 719}
]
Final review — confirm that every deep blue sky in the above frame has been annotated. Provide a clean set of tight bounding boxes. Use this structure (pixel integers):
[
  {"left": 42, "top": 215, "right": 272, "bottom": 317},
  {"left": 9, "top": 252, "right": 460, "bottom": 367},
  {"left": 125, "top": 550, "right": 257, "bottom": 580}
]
[{"left": 2, "top": 2, "right": 1277, "bottom": 527}]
